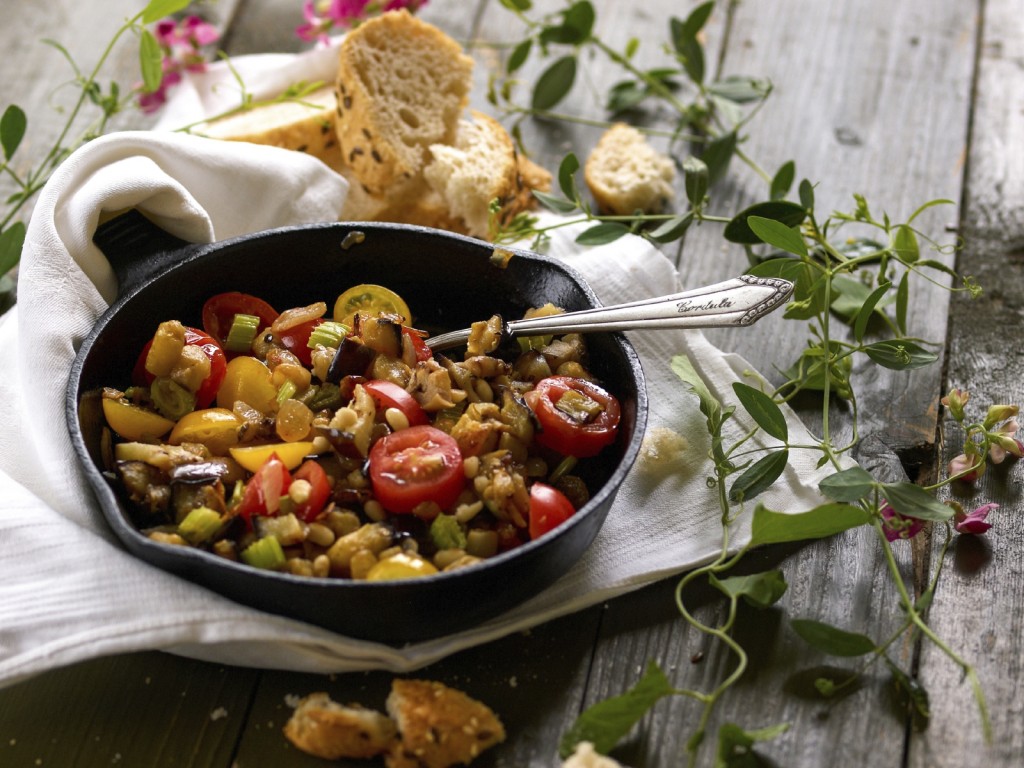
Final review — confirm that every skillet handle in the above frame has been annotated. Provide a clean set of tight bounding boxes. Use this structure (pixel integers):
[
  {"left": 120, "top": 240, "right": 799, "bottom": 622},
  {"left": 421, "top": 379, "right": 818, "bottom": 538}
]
[{"left": 93, "top": 209, "right": 199, "bottom": 298}]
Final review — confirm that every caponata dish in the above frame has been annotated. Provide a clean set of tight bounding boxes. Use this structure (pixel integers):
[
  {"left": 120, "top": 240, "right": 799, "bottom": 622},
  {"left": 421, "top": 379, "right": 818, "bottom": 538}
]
[{"left": 100, "top": 285, "right": 622, "bottom": 582}]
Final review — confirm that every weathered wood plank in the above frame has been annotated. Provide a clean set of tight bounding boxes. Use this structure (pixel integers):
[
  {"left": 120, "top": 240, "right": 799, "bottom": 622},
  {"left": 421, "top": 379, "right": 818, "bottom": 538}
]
[{"left": 911, "top": 0, "right": 1024, "bottom": 764}]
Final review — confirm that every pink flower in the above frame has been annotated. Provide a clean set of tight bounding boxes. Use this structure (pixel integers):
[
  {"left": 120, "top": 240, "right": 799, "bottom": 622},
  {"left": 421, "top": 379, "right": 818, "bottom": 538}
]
[
  {"left": 947, "top": 452, "right": 984, "bottom": 483},
  {"left": 954, "top": 502, "right": 996, "bottom": 535},
  {"left": 296, "top": 0, "right": 427, "bottom": 42},
  {"left": 880, "top": 502, "right": 924, "bottom": 542},
  {"left": 137, "top": 16, "right": 220, "bottom": 113},
  {"left": 988, "top": 418, "right": 1024, "bottom": 464}
]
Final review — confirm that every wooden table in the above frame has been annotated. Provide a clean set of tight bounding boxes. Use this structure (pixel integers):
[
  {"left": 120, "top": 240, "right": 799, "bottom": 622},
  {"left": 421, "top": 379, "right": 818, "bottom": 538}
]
[{"left": 2, "top": 0, "right": 1021, "bottom": 765}]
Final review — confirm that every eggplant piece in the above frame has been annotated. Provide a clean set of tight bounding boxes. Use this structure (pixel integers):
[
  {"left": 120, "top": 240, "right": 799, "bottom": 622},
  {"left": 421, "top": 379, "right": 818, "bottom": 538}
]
[{"left": 325, "top": 336, "right": 376, "bottom": 383}]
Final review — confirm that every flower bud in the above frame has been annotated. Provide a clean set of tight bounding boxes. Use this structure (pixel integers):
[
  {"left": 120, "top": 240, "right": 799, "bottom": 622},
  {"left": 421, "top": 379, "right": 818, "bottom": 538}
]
[
  {"left": 983, "top": 404, "right": 1019, "bottom": 429},
  {"left": 941, "top": 388, "right": 969, "bottom": 421}
]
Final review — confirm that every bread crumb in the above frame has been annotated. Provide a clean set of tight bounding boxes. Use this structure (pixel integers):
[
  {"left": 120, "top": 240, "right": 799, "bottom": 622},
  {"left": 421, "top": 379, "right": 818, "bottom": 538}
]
[
  {"left": 639, "top": 427, "right": 688, "bottom": 470},
  {"left": 561, "top": 741, "right": 627, "bottom": 768},
  {"left": 209, "top": 707, "right": 228, "bottom": 721},
  {"left": 584, "top": 123, "right": 675, "bottom": 216}
]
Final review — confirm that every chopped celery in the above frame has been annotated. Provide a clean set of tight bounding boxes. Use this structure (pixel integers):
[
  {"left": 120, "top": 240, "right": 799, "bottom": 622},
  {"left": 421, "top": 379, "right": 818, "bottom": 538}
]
[
  {"left": 430, "top": 513, "right": 467, "bottom": 551},
  {"left": 276, "top": 379, "right": 298, "bottom": 404},
  {"left": 549, "top": 455, "right": 578, "bottom": 483},
  {"left": 150, "top": 377, "right": 196, "bottom": 420},
  {"left": 308, "top": 321, "right": 349, "bottom": 349},
  {"left": 517, "top": 334, "right": 554, "bottom": 353},
  {"left": 240, "top": 536, "right": 286, "bottom": 570},
  {"left": 177, "top": 506, "right": 223, "bottom": 544},
  {"left": 303, "top": 382, "right": 342, "bottom": 411},
  {"left": 224, "top": 313, "right": 260, "bottom": 353}
]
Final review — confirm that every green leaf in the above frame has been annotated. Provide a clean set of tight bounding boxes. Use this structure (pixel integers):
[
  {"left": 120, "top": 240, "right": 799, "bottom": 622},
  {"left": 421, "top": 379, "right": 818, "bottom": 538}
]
[
  {"left": 559, "top": 662, "right": 674, "bottom": 758},
  {"left": 724, "top": 200, "right": 807, "bottom": 244},
  {"left": 747, "top": 257, "right": 826, "bottom": 322},
  {"left": 749, "top": 502, "right": 872, "bottom": 547},
  {"left": 0, "top": 221, "right": 26, "bottom": 275},
  {"left": 863, "top": 339, "right": 938, "bottom": 370},
  {"left": 893, "top": 224, "right": 920, "bottom": 264},
  {"left": 532, "top": 189, "right": 579, "bottom": 214},
  {"left": 671, "top": 354, "right": 729, "bottom": 464},
  {"left": 539, "top": 1, "right": 595, "bottom": 45},
  {"left": 683, "top": 155, "right": 708, "bottom": 208},
  {"left": 853, "top": 283, "right": 891, "bottom": 342},
  {"left": 707, "top": 76, "right": 772, "bottom": 103},
  {"left": 1, "top": 104, "right": 27, "bottom": 160},
  {"left": 507, "top": 38, "right": 533, "bottom": 73},
  {"left": 575, "top": 222, "right": 631, "bottom": 245},
  {"left": 142, "top": 0, "right": 192, "bottom": 24},
  {"left": 139, "top": 29, "right": 164, "bottom": 94},
  {"left": 670, "top": 3, "right": 713, "bottom": 84},
  {"left": 886, "top": 660, "right": 931, "bottom": 730},
  {"left": 532, "top": 55, "right": 577, "bottom": 111},
  {"left": 818, "top": 466, "right": 876, "bottom": 502},
  {"left": 498, "top": 0, "right": 532, "bottom": 11},
  {"left": 647, "top": 212, "right": 693, "bottom": 243},
  {"left": 700, "top": 131, "right": 737, "bottom": 185},
  {"left": 732, "top": 382, "right": 788, "bottom": 441},
  {"left": 747, "top": 215, "right": 808, "bottom": 258},
  {"left": 895, "top": 271, "right": 909, "bottom": 335},
  {"left": 716, "top": 722, "right": 789, "bottom": 766},
  {"left": 881, "top": 481, "right": 954, "bottom": 522},
  {"left": 798, "top": 179, "right": 815, "bottom": 211},
  {"left": 557, "top": 152, "right": 580, "bottom": 200},
  {"left": 906, "top": 197, "right": 954, "bottom": 225},
  {"left": 679, "top": 1, "right": 714, "bottom": 38},
  {"left": 729, "top": 449, "right": 789, "bottom": 502},
  {"left": 770, "top": 160, "right": 795, "bottom": 201},
  {"left": 709, "top": 570, "right": 788, "bottom": 609},
  {"left": 791, "top": 619, "right": 876, "bottom": 657}
]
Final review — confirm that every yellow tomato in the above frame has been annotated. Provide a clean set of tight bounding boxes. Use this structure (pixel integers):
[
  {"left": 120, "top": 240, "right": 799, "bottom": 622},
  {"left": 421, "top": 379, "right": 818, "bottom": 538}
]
[
  {"left": 168, "top": 408, "right": 242, "bottom": 455},
  {"left": 365, "top": 552, "right": 439, "bottom": 581},
  {"left": 229, "top": 441, "right": 316, "bottom": 472},
  {"left": 101, "top": 398, "right": 175, "bottom": 441},
  {"left": 216, "top": 356, "right": 278, "bottom": 414},
  {"left": 333, "top": 284, "right": 412, "bottom": 327}
]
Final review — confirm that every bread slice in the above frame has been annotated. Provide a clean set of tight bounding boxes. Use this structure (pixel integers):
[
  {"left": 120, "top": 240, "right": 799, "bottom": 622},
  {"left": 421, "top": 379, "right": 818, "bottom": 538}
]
[
  {"left": 424, "top": 111, "right": 552, "bottom": 239},
  {"left": 584, "top": 122, "right": 676, "bottom": 215},
  {"left": 283, "top": 692, "right": 397, "bottom": 760},
  {"left": 384, "top": 679, "right": 505, "bottom": 768},
  {"left": 193, "top": 84, "right": 340, "bottom": 164},
  {"left": 335, "top": 9, "right": 474, "bottom": 197}
]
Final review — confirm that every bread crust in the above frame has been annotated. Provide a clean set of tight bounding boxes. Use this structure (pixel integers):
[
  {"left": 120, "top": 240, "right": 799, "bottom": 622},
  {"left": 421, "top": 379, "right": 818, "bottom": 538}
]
[
  {"left": 283, "top": 692, "right": 397, "bottom": 760},
  {"left": 335, "top": 10, "right": 474, "bottom": 196}
]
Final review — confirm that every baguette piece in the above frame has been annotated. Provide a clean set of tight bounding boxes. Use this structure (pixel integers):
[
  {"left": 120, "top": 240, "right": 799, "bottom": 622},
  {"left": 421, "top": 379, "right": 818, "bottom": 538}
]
[
  {"left": 193, "top": 85, "right": 340, "bottom": 164},
  {"left": 584, "top": 122, "right": 676, "bottom": 215},
  {"left": 424, "top": 110, "right": 551, "bottom": 239},
  {"left": 283, "top": 692, "right": 398, "bottom": 760},
  {"left": 384, "top": 679, "right": 506, "bottom": 768},
  {"left": 335, "top": 9, "right": 474, "bottom": 196}
]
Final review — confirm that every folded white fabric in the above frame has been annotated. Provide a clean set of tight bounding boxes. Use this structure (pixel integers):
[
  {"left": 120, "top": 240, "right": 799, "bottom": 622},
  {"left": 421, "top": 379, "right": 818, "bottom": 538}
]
[{"left": 0, "top": 48, "right": 836, "bottom": 690}]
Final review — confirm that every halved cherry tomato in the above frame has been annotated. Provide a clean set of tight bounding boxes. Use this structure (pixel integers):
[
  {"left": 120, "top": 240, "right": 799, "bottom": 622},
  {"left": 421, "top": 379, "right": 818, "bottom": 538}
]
[
  {"left": 202, "top": 292, "right": 279, "bottom": 353},
  {"left": 528, "top": 482, "right": 576, "bottom": 540},
  {"left": 293, "top": 459, "right": 332, "bottom": 522},
  {"left": 363, "top": 380, "right": 429, "bottom": 427},
  {"left": 368, "top": 425, "right": 464, "bottom": 514},
  {"left": 525, "top": 376, "right": 621, "bottom": 458},
  {"left": 334, "top": 283, "right": 412, "bottom": 327},
  {"left": 276, "top": 318, "right": 323, "bottom": 367},
  {"left": 133, "top": 327, "right": 227, "bottom": 410},
  {"left": 402, "top": 327, "right": 433, "bottom": 362},
  {"left": 235, "top": 452, "right": 292, "bottom": 525}
]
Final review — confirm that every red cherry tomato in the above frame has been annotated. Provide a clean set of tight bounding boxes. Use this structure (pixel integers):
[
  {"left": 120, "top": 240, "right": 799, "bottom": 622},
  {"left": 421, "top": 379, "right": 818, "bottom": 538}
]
[
  {"left": 368, "top": 425, "right": 464, "bottom": 514},
  {"left": 276, "top": 318, "right": 323, "bottom": 367},
  {"left": 525, "top": 376, "right": 621, "bottom": 458},
  {"left": 292, "top": 459, "right": 332, "bottom": 522},
  {"left": 528, "top": 482, "right": 576, "bottom": 540},
  {"left": 132, "top": 327, "right": 227, "bottom": 410},
  {"left": 402, "top": 327, "right": 433, "bottom": 362},
  {"left": 363, "top": 380, "right": 429, "bottom": 427},
  {"left": 235, "top": 453, "right": 292, "bottom": 525},
  {"left": 202, "top": 292, "right": 279, "bottom": 352}
]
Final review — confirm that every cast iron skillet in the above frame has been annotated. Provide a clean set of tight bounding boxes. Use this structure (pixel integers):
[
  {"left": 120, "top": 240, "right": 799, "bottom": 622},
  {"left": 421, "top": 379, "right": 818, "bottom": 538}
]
[{"left": 67, "top": 211, "right": 648, "bottom": 644}]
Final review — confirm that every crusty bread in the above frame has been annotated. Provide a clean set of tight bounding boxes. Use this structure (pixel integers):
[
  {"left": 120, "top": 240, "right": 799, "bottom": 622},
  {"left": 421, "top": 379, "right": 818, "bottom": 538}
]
[
  {"left": 335, "top": 9, "right": 474, "bottom": 197},
  {"left": 384, "top": 679, "right": 505, "bottom": 768},
  {"left": 283, "top": 692, "right": 398, "bottom": 760},
  {"left": 194, "top": 84, "right": 340, "bottom": 163},
  {"left": 424, "top": 110, "right": 551, "bottom": 239},
  {"left": 584, "top": 122, "right": 675, "bottom": 215}
]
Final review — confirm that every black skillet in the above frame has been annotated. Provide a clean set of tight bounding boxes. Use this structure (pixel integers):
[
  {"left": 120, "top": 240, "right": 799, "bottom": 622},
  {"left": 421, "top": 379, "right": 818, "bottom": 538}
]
[{"left": 66, "top": 211, "right": 648, "bottom": 644}]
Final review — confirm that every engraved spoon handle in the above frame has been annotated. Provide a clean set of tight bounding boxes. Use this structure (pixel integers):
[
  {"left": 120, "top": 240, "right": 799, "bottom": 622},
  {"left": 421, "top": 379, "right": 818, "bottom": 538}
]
[{"left": 425, "top": 275, "right": 794, "bottom": 351}]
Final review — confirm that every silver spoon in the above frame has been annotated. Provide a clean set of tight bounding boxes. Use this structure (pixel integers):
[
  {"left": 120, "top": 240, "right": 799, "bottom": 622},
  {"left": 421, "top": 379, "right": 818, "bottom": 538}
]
[{"left": 425, "top": 274, "right": 794, "bottom": 352}]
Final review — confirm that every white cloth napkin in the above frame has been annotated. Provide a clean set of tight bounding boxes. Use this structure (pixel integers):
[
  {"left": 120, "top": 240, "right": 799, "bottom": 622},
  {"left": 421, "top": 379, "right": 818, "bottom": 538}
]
[{"left": 0, "top": 45, "right": 837, "bottom": 690}]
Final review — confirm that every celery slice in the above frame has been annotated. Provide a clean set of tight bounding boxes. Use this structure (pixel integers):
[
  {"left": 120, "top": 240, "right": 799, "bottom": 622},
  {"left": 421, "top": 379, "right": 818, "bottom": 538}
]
[
  {"left": 307, "top": 321, "right": 349, "bottom": 349},
  {"left": 430, "top": 514, "right": 467, "bottom": 550},
  {"left": 276, "top": 379, "right": 298, "bottom": 404},
  {"left": 240, "top": 536, "right": 286, "bottom": 570},
  {"left": 224, "top": 313, "right": 261, "bottom": 353},
  {"left": 177, "top": 506, "right": 223, "bottom": 544}
]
